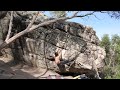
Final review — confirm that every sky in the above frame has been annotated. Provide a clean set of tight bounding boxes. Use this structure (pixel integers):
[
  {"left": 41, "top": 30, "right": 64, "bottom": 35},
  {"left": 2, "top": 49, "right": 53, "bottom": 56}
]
[{"left": 44, "top": 11, "right": 120, "bottom": 40}]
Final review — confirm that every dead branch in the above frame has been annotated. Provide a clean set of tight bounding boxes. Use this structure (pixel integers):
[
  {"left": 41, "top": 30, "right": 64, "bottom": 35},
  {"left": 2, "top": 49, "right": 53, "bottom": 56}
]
[
  {"left": 26, "top": 11, "right": 39, "bottom": 30},
  {"left": 5, "top": 11, "right": 14, "bottom": 42},
  {"left": 99, "top": 11, "right": 108, "bottom": 13},
  {"left": 5, "top": 11, "right": 39, "bottom": 44},
  {"left": 29, "top": 11, "right": 80, "bottom": 32},
  {"left": 4, "top": 11, "right": 79, "bottom": 44},
  {"left": 0, "top": 11, "right": 85, "bottom": 50},
  {"left": 75, "top": 11, "right": 95, "bottom": 18},
  {"left": 0, "top": 11, "right": 39, "bottom": 52},
  {"left": 93, "top": 14, "right": 101, "bottom": 20}
]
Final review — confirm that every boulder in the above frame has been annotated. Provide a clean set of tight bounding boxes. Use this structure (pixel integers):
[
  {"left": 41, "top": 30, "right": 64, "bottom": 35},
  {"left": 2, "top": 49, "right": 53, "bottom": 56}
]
[{"left": 0, "top": 11, "right": 106, "bottom": 78}]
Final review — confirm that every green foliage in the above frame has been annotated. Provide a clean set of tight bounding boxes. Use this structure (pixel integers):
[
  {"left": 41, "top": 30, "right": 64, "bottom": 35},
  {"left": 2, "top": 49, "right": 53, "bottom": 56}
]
[
  {"left": 100, "top": 34, "right": 110, "bottom": 54},
  {"left": 111, "top": 34, "right": 120, "bottom": 44},
  {"left": 103, "top": 66, "right": 113, "bottom": 79},
  {"left": 49, "top": 11, "right": 67, "bottom": 18},
  {"left": 105, "top": 65, "right": 120, "bottom": 79},
  {"left": 100, "top": 34, "right": 120, "bottom": 79},
  {"left": 100, "top": 34, "right": 111, "bottom": 66},
  {"left": 111, "top": 34, "right": 120, "bottom": 64},
  {"left": 112, "top": 65, "right": 120, "bottom": 79}
]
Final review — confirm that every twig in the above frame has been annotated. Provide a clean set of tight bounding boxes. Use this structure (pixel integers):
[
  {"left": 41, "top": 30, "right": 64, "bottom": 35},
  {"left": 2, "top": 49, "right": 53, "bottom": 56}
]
[
  {"left": 99, "top": 11, "right": 108, "bottom": 13},
  {"left": 93, "top": 14, "right": 101, "bottom": 20},
  {"left": 75, "top": 11, "right": 95, "bottom": 18}
]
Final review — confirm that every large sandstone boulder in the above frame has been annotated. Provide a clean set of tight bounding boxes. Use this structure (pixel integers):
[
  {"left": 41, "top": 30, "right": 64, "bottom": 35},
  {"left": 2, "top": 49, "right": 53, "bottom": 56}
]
[{"left": 0, "top": 11, "right": 106, "bottom": 78}]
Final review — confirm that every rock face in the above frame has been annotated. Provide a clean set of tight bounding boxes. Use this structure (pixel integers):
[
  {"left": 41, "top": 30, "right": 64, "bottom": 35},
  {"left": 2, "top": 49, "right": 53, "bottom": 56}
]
[{"left": 0, "top": 11, "right": 106, "bottom": 78}]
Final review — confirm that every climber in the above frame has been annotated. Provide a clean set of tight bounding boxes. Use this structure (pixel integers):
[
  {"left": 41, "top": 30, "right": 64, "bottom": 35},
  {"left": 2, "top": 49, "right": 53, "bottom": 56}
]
[{"left": 54, "top": 48, "right": 62, "bottom": 64}]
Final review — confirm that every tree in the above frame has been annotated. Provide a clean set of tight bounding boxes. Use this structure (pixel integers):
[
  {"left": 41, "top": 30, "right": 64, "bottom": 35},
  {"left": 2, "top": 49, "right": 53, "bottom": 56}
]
[
  {"left": 50, "top": 11, "right": 120, "bottom": 19},
  {"left": 111, "top": 34, "right": 120, "bottom": 64},
  {"left": 100, "top": 34, "right": 120, "bottom": 79},
  {"left": 50, "top": 11, "right": 67, "bottom": 18},
  {"left": 100, "top": 34, "right": 111, "bottom": 66},
  {"left": 100, "top": 34, "right": 110, "bottom": 53}
]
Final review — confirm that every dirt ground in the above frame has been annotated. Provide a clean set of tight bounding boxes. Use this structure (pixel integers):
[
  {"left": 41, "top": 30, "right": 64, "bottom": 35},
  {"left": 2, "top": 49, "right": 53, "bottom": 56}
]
[
  {"left": 0, "top": 59, "right": 73, "bottom": 79},
  {"left": 0, "top": 48, "right": 73, "bottom": 79}
]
